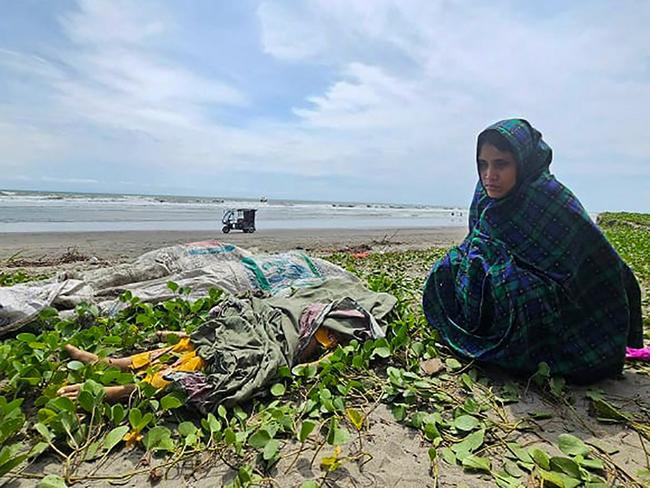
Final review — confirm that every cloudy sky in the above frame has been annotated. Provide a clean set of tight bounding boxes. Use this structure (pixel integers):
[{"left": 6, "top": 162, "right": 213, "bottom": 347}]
[{"left": 0, "top": 0, "right": 648, "bottom": 211}]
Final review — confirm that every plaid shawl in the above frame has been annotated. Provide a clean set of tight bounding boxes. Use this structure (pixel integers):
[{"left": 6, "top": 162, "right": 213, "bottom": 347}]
[{"left": 423, "top": 119, "right": 642, "bottom": 382}]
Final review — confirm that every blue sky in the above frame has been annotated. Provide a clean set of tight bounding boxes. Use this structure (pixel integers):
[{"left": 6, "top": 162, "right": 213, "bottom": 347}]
[{"left": 0, "top": 0, "right": 648, "bottom": 211}]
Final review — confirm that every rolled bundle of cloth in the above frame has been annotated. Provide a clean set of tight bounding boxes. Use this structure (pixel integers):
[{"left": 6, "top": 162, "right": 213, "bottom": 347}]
[
  {"left": 423, "top": 119, "right": 643, "bottom": 383},
  {"left": 0, "top": 240, "right": 358, "bottom": 337}
]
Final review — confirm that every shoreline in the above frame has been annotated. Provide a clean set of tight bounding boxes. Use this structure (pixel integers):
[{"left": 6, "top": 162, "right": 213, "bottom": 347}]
[{"left": 0, "top": 226, "right": 467, "bottom": 265}]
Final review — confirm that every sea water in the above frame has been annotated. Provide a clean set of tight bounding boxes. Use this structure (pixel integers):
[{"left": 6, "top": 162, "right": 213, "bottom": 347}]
[{"left": 0, "top": 190, "right": 467, "bottom": 233}]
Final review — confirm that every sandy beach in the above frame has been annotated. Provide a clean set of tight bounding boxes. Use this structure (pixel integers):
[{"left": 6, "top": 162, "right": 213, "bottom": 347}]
[
  {"left": 1, "top": 219, "right": 649, "bottom": 487},
  {"left": 0, "top": 226, "right": 467, "bottom": 265}
]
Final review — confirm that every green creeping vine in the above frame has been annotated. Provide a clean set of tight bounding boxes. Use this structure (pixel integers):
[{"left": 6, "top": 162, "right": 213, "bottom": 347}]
[{"left": 0, "top": 212, "right": 648, "bottom": 487}]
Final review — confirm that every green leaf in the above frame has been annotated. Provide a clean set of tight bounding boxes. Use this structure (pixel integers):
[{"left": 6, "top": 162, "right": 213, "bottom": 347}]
[
  {"left": 493, "top": 472, "right": 522, "bottom": 488},
  {"left": 263, "top": 439, "right": 280, "bottom": 461},
  {"left": 346, "top": 408, "right": 364, "bottom": 431},
  {"left": 292, "top": 364, "right": 318, "bottom": 378},
  {"left": 39, "top": 474, "right": 68, "bottom": 488},
  {"left": 390, "top": 404, "right": 406, "bottom": 422},
  {"left": 224, "top": 427, "right": 236, "bottom": 445},
  {"left": 503, "top": 460, "right": 524, "bottom": 478},
  {"left": 440, "top": 447, "right": 456, "bottom": 465},
  {"left": 34, "top": 422, "right": 54, "bottom": 442},
  {"left": 66, "top": 360, "right": 85, "bottom": 371},
  {"left": 136, "top": 413, "right": 153, "bottom": 432},
  {"left": 233, "top": 406, "right": 248, "bottom": 422},
  {"left": 300, "top": 482, "right": 318, "bottom": 488},
  {"left": 506, "top": 442, "right": 533, "bottom": 464},
  {"left": 528, "top": 411, "right": 553, "bottom": 420},
  {"left": 560, "top": 474, "right": 581, "bottom": 488},
  {"left": 445, "top": 358, "right": 462, "bottom": 371},
  {"left": 128, "top": 407, "right": 142, "bottom": 429},
  {"left": 248, "top": 429, "right": 271, "bottom": 449},
  {"left": 454, "top": 415, "right": 480, "bottom": 432},
  {"left": 17, "top": 333, "right": 37, "bottom": 343},
  {"left": 102, "top": 426, "right": 129, "bottom": 453},
  {"left": 530, "top": 448, "right": 550, "bottom": 470},
  {"left": 535, "top": 361, "right": 551, "bottom": 378},
  {"left": 202, "top": 413, "right": 221, "bottom": 434},
  {"left": 428, "top": 447, "right": 437, "bottom": 462},
  {"left": 550, "top": 456, "right": 581, "bottom": 478},
  {"left": 585, "top": 439, "right": 618, "bottom": 455},
  {"left": 578, "top": 457, "right": 604, "bottom": 471},
  {"left": 590, "top": 398, "right": 629, "bottom": 423},
  {"left": 538, "top": 469, "right": 566, "bottom": 488},
  {"left": 49, "top": 397, "right": 75, "bottom": 413},
  {"left": 102, "top": 335, "right": 122, "bottom": 346},
  {"left": 83, "top": 441, "right": 102, "bottom": 462},
  {"left": 160, "top": 393, "right": 183, "bottom": 411},
  {"left": 270, "top": 383, "right": 286, "bottom": 397},
  {"left": 452, "top": 429, "right": 484, "bottom": 457},
  {"left": 372, "top": 346, "right": 391, "bottom": 358},
  {"left": 423, "top": 422, "right": 441, "bottom": 441},
  {"left": 461, "top": 454, "right": 491, "bottom": 473},
  {"left": 0, "top": 447, "right": 28, "bottom": 477},
  {"left": 558, "top": 434, "right": 591, "bottom": 457},
  {"left": 178, "top": 421, "right": 198, "bottom": 437},
  {"left": 299, "top": 420, "right": 317, "bottom": 442},
  {"left": 110, "top": 404, "right": 126, "bottom": 425},
  {"left": 237, "top": 465, "right": 253, "bottom": 483},
  {"left": 77, "top": 391, "right": 95, "bottom": 413},
  {"left": 142, "top": 426, "right": 174, "bottom": 452},
  {"left": 28, "top": 442, "right": 49, "bottom": 458},
  {"left": 217, "top": 404, "right": 228, "bottom": 419},
  {"left": 326, "top": 419, "right": 351, "bottom": 446},
  {"left": 459, "top": 373, "right": 474, "bottom": 390},
  {"left": 549, "top": 377, "right": 566, "bottom": 396}
]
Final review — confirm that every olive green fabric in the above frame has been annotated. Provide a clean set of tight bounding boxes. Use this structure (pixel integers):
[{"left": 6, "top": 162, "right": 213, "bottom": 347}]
[{"left": 178, "top": 279, "right": 396, "bottom": 410}]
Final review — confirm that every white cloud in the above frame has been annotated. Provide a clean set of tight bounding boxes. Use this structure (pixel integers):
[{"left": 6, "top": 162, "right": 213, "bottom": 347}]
[
  {"left": 0, "top": 48, "right": 65, "bottom": 80},
  {"left": 41, "top": 176, "right": 99, "bottom": 184},
  {"left": 59, "top": 0, "right": 168, "bottom": 46},
  {"left": 0, "top": 119, "right": 70, "bottom": 165},
  {"left": 257, "top": 3, "right": 326, "bottom": 60},
  {"left": 293, "top": 63, "right": 418, "bottom": 129},
  {"left": 0, "top": 0, "right": 648, "bottom": 209},
  {"left": 259, "top": 0, "right": 650, "bottom": 180}
]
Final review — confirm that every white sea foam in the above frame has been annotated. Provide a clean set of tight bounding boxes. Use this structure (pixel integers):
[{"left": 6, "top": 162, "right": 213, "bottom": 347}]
[{"left": 0, "top": 189, "right": 467, "bottom": 232}]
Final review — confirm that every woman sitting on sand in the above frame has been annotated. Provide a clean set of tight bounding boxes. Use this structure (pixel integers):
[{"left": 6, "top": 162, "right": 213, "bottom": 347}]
[
  {"left": 58, "top": 279, "right": 395, "bottom": 411},
  {"left": 422, "top": 119, "right": 642, "bottom": 383}
]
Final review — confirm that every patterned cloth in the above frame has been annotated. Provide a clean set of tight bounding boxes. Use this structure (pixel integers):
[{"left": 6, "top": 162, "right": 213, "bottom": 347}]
[
  {"left": 423, "top": 119, "right": 643, "bottom": 383},
  {"left": 130, "top": 337, "right": 205, "bottom": 389},
  {"left": 165, "top": 279, "right": 396, "bottom": 413}
]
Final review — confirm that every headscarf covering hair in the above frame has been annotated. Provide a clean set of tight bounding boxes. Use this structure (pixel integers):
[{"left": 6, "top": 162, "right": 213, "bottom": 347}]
[{"left": 423, "top": 119, "right": 642, "bottom": 382}]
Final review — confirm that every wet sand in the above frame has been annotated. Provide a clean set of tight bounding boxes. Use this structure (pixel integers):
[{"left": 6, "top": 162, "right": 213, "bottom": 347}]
[{"left": 0, "top": 227, "right": 467, "bottom": 264}]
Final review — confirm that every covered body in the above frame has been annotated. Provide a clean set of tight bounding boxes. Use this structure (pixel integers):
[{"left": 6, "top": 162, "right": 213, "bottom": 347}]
[
  {"left": 167, "top": 278, "right": 396, "bottom": 412},
  {"left": 422, "top": 119, "right": 642, "bottom": 382}
]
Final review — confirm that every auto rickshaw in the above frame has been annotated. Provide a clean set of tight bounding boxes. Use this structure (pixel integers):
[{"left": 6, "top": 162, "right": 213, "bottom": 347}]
[{"left": 222, "top": 208, "right": 257, "bottom": 233}]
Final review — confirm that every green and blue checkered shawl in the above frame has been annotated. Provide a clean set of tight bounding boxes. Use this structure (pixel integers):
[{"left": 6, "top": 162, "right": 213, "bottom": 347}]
[{"left": 423, "top": 119, "right": 643, "bottom": 382}]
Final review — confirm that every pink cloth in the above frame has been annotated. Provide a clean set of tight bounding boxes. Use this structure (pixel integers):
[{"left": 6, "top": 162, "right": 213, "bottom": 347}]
[{"left": 626, "top": 347, "right": 650, "bottom": 361}]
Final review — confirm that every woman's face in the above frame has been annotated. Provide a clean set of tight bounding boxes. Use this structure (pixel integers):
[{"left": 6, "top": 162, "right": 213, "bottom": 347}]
[{"left": 478, "top": 143, "right": 518, "bottom": 199}]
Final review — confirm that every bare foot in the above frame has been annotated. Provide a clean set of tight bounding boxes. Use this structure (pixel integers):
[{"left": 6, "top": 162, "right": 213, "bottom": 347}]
[
  {"left": 156, "top": 330, "right": 189, "bottom": 341},
  {"left": 57, "top": 383, "right": 137, "bottom": 402}
]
